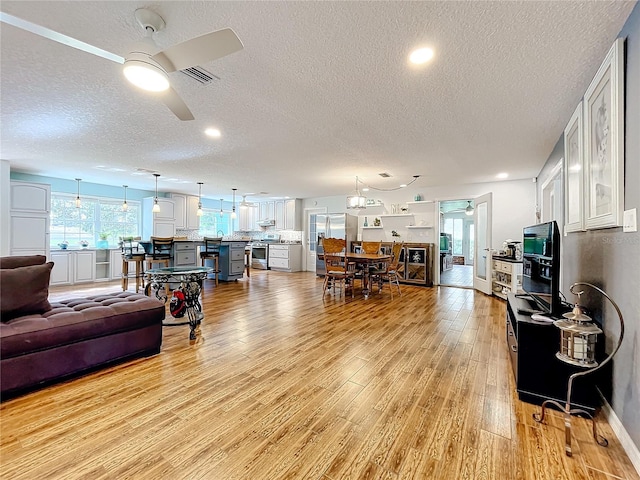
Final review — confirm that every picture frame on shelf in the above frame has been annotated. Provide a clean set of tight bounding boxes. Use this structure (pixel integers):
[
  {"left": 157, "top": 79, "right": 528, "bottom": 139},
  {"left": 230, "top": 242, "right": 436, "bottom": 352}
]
[
  {"left": 583, "top": 37, "right": 625, "bottom": 230},
  {"left": 563, "top": 101, "right": 584, "bottom": 233}
]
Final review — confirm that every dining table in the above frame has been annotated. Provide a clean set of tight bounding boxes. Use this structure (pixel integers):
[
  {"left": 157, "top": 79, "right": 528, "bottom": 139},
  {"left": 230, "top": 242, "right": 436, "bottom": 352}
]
[{"left": 336, "top": 252, "right": 391, "bottom": 299}]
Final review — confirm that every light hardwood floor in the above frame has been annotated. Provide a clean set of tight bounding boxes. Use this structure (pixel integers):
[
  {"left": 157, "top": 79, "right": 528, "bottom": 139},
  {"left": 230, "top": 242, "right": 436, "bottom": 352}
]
[{"left": 1, "top": 271, "right": 638, "bottom": 480}]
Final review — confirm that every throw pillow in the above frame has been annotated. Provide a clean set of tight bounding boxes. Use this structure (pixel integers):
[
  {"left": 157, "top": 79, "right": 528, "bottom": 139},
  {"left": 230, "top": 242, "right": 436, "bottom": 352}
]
[
  {"left": 1, "top": 262, "right": 54, "bottom": 321},
  {"left": 0, "top": 255, "right": 47, "bottom": 270}
]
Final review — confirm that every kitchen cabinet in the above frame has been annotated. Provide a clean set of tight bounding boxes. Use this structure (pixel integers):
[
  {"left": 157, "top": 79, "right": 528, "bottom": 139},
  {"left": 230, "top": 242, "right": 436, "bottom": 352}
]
[
  {"left": 274, "top": 200, "right": 285, "bottom": 229},
  {"left": 173, "top": 242, "right": 199, "bottom": 267},
  {"left": 284, "top": 199, "right": 301, "bottom": 230},
  {"left": 94, "top": 249, "right": 111, "bottom": 281},
  {"left": 142, "top": 197, "right": 176, "bottom": 239},
  {"left": 49, "top": 250, "right": 96, "bottom": 285},
  {"left": 170, "top": 193, "right": 200, "bottom": 230},
  {"left": 218, "top": 241, "right": 248, "bottom": 281},
  {"left": 110, "top": 248, "right": 124, "bottom": 280},
  {"left": 239, "top": 205, "right": 258, "bottom": 231},
  {"left": 492, "top": 257, "right": 523, "bottom": 299},
  {"left": 10, "top": 181, "right": 50, "bottom": 257},
  {"left": 268, "top": 244, "right": 302, "bottom": 272}
]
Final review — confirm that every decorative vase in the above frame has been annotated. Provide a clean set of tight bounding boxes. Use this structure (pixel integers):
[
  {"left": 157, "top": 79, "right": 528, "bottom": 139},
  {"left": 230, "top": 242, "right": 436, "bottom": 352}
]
[
  {"left": 97, "top": 240, "right": 109, "bottom": 249},
  {"left": 364, "top": 217, "right": 368, "bottom": 227}
]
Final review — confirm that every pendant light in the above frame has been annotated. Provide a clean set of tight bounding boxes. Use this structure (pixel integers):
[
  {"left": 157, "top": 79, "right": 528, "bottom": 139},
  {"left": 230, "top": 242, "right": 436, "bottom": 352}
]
[
  {"left": 219, "top": 198, "right": 224, "bottom": 218},
  {"left": 122, "top": 185, "right": 129, "bottom": 211},
  {"left": 465, "top": 200, "right": 474, "bottom": 216},
  {"left": 152, "top": 174, "right": 161, "bottom": 213},
  {"left": 196, "top": 182, "right": 203, "bottom": 217},
  {"left": 230, "top": 188, "right": 237, "bottom": 219},
  {"left": 346, "top": 176, "right": 367, "bottom": 210},
  {"left": 74, "top": 178, "right": 82, "bottom": 208}
]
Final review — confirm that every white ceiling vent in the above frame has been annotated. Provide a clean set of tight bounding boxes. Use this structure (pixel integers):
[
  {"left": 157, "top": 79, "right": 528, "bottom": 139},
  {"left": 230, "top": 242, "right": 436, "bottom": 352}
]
[
  {"left": 378, "top": 172, "right": 392, "bottom": 178},
  {"left": 180, "top": 66, "right": 220, "bottom": 85}
]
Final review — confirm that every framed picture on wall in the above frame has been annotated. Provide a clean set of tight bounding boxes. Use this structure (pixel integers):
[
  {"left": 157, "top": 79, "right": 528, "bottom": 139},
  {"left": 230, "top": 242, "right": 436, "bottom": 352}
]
[
  {"left": 583, "top": 37, "right": 625, "bottom": 230},
  {"left": 563, "top": 101, "right": 584, "bottom": 233}
]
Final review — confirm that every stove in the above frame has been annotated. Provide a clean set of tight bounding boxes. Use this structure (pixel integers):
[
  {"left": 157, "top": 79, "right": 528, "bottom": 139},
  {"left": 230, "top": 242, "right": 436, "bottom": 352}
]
[{"left": 250, "top": 234, "right": 281, "bottom": 269}]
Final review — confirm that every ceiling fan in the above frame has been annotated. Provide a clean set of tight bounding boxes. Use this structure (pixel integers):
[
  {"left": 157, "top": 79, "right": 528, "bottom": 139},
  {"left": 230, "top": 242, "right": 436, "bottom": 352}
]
[
  {"left": 239, "top": 195, "right": 257, "bottom": 208},
  {"left": 0, "top": 8, "right": 243, "bottom": 120}
]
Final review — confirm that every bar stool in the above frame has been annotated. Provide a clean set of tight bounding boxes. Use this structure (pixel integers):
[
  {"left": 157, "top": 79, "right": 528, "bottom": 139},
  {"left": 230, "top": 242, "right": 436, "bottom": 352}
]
[
  {"left": 120, "top": 237, "right": 145, "bottom": 292},
  {"left": 200, "top": 237, "right": 222, "bottom": 285}
]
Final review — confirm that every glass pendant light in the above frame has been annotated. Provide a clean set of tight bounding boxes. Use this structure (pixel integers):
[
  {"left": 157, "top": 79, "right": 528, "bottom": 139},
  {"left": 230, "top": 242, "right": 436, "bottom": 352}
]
[
  {"left": 196, "top": 182, "right": 203, "bottom": 217},
  {"left": 231, "top": 188, "right": 237, "bottom": 219},
  {"left": 465, "top": 200, "right": 474, "bottom": 216},
  {"left": 346, "top": 176, "right": 367, "bottom": 210},
  {"left": 74, "top": 178, "right": 82, "bottom": 208},
  {"left": 152, "top": 174, "right": 161, "bottom": 213},
  {"left": 219, "top": 198, "right": 224, "bottom": 218},
  {"left": 122, "top": 185, "right": 129, "bottom": 211}
]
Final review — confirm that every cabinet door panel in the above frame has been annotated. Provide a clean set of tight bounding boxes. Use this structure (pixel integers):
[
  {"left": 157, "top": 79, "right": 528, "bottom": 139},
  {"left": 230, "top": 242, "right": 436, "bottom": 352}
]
[
  {"left": 154, "top": 221, "right": 175, "bottom": 238},
  {"left": 11, "top": 183, "right": 50, "bottom": 213},
  {"left": 74, "top": 251, "right": 96, "bottom": 283},
  {"left": 110, "top": 249, "right": 124, "bottom": 280},
  {"left": 11, "top": 216, "right": 48, "bottom": 251},
  {"left": 50, "top": 252, "right": 71, "bottom": 285}
]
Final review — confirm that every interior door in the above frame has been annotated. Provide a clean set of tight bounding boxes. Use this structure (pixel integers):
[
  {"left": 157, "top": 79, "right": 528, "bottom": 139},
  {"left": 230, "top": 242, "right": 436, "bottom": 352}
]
[{"left": 473, "top": 192, "right": 493, "bottom": 295}]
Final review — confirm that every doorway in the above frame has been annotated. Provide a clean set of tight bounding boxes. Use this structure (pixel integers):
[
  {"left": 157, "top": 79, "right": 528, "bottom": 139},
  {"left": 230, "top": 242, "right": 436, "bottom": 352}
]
[{"left": 439, "top": 199, "right": 475, "bottom": 288}]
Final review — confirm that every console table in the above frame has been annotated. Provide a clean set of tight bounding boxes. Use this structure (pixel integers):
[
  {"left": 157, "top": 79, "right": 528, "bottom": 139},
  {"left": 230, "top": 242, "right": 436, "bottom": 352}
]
[{"left": 505, "top": 293, "right": 607, "bottom": 412}]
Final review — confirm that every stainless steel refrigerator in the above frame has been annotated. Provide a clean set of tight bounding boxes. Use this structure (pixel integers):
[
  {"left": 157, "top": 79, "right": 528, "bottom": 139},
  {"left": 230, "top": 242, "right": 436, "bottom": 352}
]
[{"left": 314, "top": 213, "right": 358, "bottom": 276}]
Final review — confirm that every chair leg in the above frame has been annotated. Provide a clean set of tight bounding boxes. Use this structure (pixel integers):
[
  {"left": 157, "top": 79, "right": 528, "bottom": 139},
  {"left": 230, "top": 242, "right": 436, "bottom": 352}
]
[
  {"left": 135, "top": 260, "right": 142, "bottom": 293},
  {"left": 122, "top": 260, "right": 128, "bottom": 291},
  {"left": 215, "top": 256, "right": 219, "bottom": 286}
]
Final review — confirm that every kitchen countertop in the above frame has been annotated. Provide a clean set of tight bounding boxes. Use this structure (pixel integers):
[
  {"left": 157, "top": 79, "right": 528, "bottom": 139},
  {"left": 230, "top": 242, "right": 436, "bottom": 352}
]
[{"left": 492, "top": 255, "right": 523, "bottom": 263}]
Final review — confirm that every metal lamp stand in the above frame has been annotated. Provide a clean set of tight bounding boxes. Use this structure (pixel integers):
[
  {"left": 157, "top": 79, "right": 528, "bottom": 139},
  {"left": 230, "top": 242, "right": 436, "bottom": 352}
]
[{"left": 533, "top": 282, "right": 625, "bottom": 457}]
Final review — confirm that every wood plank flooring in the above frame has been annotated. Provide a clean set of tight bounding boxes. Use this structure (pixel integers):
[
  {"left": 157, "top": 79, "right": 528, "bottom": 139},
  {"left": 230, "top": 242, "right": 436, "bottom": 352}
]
[{"left": 1, "top": 270, "right": 638, "bottom": 480}]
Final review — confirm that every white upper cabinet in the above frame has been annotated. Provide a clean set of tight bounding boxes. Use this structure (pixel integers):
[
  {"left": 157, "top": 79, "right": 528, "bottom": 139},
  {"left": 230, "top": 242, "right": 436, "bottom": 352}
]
[
  {"left": 170, "top": 193, "right": 200, "bottom": 230},
  {"left": 284, "top": 199, "right": 301, "bottom": 230},
  {"left": 11, "top": 181, "right": 50, "bottom": 214}
]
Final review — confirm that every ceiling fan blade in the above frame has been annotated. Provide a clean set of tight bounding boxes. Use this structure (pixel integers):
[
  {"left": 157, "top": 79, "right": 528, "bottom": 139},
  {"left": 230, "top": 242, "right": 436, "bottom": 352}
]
[
  {"left": 152, "top": 28, "right": 243, "bottom": 73},
  {"left": 0, "top": 12, "right": 124, "bottom": 64},
  {"left": 159, "top": 87, "right": 195, "bottom": 121}
]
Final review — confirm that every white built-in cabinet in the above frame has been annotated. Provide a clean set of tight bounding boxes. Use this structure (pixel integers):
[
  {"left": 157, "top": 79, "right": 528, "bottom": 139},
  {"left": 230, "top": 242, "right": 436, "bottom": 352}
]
[
  {"left": 142, "top": 197, "right": 176, "bottom": 239},
  {"left": 49, "top": 250, "right": 96, "bottom": 286},
  {"left": 170, "top": 193, "right": 200, "bottom": 230},
  {"left": 238, "top": 205, "right": 258, "bottom": 231},
  {"left": 110, "top": 249, "right": 124, "bottom": 280},
  {"left": 268, "top": 244, "right": 302, "bottom": 272},
  {"left": 10, "top": 181, "right": 50, "bottom": 257},
  {"left": 250, "top": 198, "right": 301, "bottom": 231}
]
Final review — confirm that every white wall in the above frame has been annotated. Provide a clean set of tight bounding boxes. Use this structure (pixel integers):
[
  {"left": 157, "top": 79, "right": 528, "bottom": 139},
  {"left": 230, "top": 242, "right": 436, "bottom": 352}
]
[
  {"left": 302, "top": 178, "right": 536, "bottom": 249},
  {"left": 0, "top": 160, "right": 10, "bottom": 256}
]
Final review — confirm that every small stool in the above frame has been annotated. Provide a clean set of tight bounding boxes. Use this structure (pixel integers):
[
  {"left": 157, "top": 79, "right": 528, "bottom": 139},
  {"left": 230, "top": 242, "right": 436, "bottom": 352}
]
[
  {"left": 122, "top": 253, "right": 145, "bottom": 292},
  {"left": 201, "top": 254, "right": 219, "bottom": 285},
  {"left": 200, "top": 237, "right": 222, "bottom": 286}
]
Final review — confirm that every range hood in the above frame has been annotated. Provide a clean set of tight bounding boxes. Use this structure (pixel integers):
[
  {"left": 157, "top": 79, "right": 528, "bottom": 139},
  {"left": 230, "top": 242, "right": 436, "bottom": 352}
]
[{"left": 258, "top": 219, "right": 275, "bottom": 227}]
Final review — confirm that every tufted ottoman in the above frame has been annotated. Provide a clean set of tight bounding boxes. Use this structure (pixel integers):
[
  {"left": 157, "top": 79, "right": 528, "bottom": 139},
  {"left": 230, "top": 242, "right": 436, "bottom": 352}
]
[{"left": 0, "top": 292, "right": 165, "bottom": 399}]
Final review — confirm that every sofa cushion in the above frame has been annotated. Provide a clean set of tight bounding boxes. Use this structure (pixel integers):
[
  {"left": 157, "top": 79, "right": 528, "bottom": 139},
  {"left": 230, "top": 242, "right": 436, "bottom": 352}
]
[
  {"left": 0, "top": 292, "right": 165, "bottom": 358},
  {"left": 0, "top": 255, "right": 47, "bottom": 269},
  {"left": 1, "top": 262, "right": 53, "bottom": 321}
]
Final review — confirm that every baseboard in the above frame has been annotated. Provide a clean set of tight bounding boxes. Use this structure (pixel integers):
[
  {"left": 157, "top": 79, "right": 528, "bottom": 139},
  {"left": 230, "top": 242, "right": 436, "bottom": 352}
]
[{"left": 601, "top": 398, "right": 640, "bottom": 475}]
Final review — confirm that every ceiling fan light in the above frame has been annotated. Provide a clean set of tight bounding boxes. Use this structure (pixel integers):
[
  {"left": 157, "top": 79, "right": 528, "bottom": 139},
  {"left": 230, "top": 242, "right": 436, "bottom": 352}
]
[{"left": 123, "top": 57, "right": 169, "bottom": 92}]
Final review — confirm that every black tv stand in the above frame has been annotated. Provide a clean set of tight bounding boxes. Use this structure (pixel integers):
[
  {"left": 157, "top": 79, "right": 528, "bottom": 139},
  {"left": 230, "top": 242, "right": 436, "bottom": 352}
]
[{"left": 505, "top": 293, "right": 605, "bottom": 412}]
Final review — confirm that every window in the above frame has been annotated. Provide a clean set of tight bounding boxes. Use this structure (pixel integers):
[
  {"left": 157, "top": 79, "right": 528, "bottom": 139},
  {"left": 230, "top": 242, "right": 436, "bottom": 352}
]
[
  {"left": 199, "top": 208, "right": 232, "bottom": 237},
  {"left": 443, "top": 218, "right": 464, "bottom": 255},
  {"left": 50, "top": 193, "right": 140, "bottom": 247}
]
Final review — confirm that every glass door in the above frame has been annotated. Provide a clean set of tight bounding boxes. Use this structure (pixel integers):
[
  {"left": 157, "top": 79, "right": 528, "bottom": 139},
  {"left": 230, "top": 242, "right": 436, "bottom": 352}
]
[{"left": 473, "top": 192, "right": 493, "bottom": 295}]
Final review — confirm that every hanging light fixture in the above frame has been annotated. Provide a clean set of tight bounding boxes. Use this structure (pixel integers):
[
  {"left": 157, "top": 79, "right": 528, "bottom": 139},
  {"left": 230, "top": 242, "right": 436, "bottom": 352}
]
[
  {"left": 219, "top": 198, "right": 224, "bottom": 218},
  {"left": 122, "top": 185, "right": 129, "bottom": 211},
  {"left": 74, "top": 178, "right": 82, "bottom": 208},
  {"left": 152, "top": 174, "right": 161, "bottom": 213},
  {"left": 196, "top": 182, "right": 203, "bottom": 217},
  {"left": 346, "top": 176, "right": 367, "bottom": 210},
  {"left": 465, "top": 200, "right": 474, "bottom": 216},
  {"left": 231, "top": 188, "right": 237, "bottom": 219}
]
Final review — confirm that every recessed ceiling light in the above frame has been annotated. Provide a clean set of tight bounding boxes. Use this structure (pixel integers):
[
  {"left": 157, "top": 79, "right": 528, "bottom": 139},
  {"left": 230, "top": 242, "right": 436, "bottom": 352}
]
[
  {"left": 362, "top": 187, "right": 369, "bottom": 192},
  {"left": 496, "top": 172, "right": 509, "bottom": 179},
  {"left": 205, "top": 128, "right": 221, "bottom": 138},
  {"left": 409, "top": 47, "right": 434, "bottom": 65}
]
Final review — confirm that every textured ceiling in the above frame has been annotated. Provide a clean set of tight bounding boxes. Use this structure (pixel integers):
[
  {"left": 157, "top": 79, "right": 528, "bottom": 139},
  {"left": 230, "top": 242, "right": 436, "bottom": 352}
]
[{"left": 0, "top": 1, "right": 635, "bottom": 201}]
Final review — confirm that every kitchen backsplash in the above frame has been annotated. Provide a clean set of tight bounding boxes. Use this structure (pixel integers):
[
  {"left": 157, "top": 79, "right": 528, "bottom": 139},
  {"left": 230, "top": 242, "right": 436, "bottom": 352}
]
[{"left": 176, "top": 229, "right": 302, "bottom": 242}]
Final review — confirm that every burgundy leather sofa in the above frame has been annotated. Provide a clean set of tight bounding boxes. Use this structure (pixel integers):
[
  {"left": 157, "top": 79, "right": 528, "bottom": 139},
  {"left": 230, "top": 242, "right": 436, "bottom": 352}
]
[{"left": 1, "top": 255, "right": 165, "bottom": 399}]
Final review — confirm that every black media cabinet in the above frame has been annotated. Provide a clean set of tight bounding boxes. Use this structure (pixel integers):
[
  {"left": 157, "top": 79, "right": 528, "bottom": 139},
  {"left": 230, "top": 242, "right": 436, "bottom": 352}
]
[{"left": 505, "top": 293, "right": 607, "bottom": 413}]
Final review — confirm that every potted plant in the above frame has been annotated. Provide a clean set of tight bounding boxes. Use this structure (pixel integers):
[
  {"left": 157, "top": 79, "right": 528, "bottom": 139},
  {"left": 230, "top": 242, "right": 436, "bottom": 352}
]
[{"left": 97, "top": 233, "right": 109, "bottom": 249}]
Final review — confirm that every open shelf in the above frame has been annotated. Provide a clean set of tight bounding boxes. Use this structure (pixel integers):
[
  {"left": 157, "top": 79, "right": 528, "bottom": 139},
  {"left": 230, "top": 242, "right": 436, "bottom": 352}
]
[
  {"left": 406, "top": 225, "right": 433, "bottom": 229},
  {"left": 379, "top": 214, "right": 413, "bottom": 218},
  {"left": 406, "top": 200, "right": 434, "bottom": 205},
  {"left": 362, "top": 226, "right": 383, "bottom": 229}
]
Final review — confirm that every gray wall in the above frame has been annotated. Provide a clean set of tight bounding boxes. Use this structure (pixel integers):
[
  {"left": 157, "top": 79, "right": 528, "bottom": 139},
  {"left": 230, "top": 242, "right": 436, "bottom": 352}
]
[{"left": 537, "top": 3, "right": 640, "bottom": 451}]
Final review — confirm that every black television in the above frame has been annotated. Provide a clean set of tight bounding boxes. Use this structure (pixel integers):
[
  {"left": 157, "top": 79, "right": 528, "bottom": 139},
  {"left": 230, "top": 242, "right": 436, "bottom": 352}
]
[{"left": 521, "top": 221, "right": 562, "bottom": 317}]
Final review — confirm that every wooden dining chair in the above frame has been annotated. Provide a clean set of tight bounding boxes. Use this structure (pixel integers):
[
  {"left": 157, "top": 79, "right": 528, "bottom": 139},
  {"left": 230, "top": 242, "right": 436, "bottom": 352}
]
[
  {"left": 378, "top": 242, "right": 404, "bottom": 298},
  {"left": 322, "top": 237, "right": 355, "bottom": 298}
]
